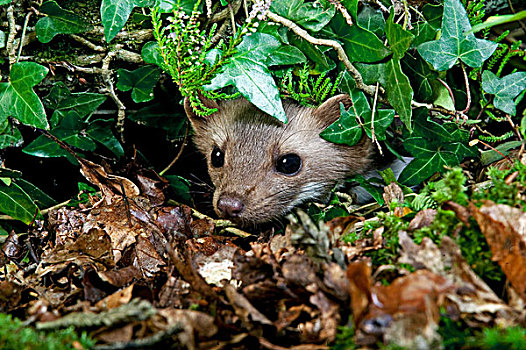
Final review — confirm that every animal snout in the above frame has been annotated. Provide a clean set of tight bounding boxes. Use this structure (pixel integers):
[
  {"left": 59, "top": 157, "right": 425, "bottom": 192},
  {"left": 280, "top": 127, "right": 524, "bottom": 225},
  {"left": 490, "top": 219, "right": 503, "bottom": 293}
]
[{"left": 216, "top": 196, "right": 245, "bottom": 218}]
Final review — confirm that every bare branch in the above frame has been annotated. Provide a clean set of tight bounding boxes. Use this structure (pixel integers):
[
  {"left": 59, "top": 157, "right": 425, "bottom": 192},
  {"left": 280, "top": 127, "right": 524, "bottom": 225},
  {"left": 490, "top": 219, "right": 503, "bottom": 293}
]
[{"left": 267, "top": 11, "right": 377, "bottom": 97}]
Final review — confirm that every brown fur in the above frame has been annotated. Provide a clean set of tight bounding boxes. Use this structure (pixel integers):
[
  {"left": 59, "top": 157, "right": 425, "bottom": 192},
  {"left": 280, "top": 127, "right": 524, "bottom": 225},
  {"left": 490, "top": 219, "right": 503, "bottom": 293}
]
[{"left": 185, "top": 95, "right": 374, "bottom": 225}]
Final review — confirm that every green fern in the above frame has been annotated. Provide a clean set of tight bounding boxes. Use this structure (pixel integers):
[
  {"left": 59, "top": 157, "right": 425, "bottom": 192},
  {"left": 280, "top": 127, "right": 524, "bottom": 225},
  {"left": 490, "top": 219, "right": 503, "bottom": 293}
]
[{"left": 278, "top": 65, "right": 343, "bottom": 106}]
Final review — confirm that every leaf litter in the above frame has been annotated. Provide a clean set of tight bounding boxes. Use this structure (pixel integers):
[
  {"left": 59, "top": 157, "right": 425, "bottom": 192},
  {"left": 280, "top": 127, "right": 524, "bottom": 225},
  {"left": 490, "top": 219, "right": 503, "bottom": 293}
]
[{"left": 1, "top": 156, "right": 526, "bottom": 349}]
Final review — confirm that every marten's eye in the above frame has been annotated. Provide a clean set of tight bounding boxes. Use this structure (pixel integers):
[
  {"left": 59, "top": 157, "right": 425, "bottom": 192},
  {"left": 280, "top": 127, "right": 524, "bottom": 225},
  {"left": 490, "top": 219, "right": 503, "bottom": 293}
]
[
  {"left": 211, "top": 146, "right": 224, "bottom": 168},
  {"left": 276, "top": 154, "right": 302, "bottom": 175}
]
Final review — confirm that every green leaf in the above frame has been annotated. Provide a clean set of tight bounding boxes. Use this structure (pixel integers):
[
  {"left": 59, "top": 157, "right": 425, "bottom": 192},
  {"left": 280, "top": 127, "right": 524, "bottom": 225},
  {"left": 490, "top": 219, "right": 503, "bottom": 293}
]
[
  {"left": 0, "top": 62, "right": 49, "bottom": 129},
  {"left": 271, "top": 0, "right": 335, "bottom": 32},
  {"left": 337, "top": 73, "right": 395, "bottom": 141},
  {"left": 386, "top": 9, "right": 414, "bottom": 59},
  {"left": 165, "top": 175, "right": 192, "bottom": 203},
  {"left": 288, "top": 34, "right": 336, "bottom": 73},
  {"left": 266, "top": 45, "right": 306, "bottom": 66},
  {"left": 141, "top": 41, "right": 164, "bottom": 66},
  {"left": 117, "top": 66, "right": 160, "bottom": 103},
  {"left": 363, "top": 109, "right": 395, "bottom": 141},
  {"left": 320, "top": 104, "right": 362, "bottom": 146},
  {"left": 482, "top": 71, "right": 526, "bottom": 116},
  {"left": 85, "top": 119, "right": 124, "bottom": 157},
  {"left": 423, "top": 3, "right": 443, "bottom": 29},
  {"left": 330, "top": 12, "right": 390, "bottom": 63},
  {"left": 35, "top": 1, "right": 91, "bottom": 43},
  {"left": 0, "top": 31, "right": 5, "bottom": 49},
  {"left": 128, "top": 103, "right": 187, "bottom": 141},
  {"left": 15, "top": 178, "right": 56, "bottom": 208},
  {"left": 101, "top": 0, "right": 155, "bottom": 42},
  {"left": 381, "top": 59, "right": 413, "bottom": 131},
  {"left": 356, "top": 58, "right": 417, "bottom": 129},
  {"left": 0, "top": 182, "right": 39, "bottom": 224},
  {"left": 401, "top": 54, "right": 438, "bottom": 102},
  {"left": 410, "top": 21, "right": 438, "bottom": 48},
  {"left": 0, "top": 118, "right": 23, "bottom": 149},
  {"left": 43, "top": 82, "right": 106, "bottom": 127},
  {"left": 398, "top": 150, "right": 457, "bottom": 185},
  {"left": 398, "top": 110, "right": 477, "bottom": 185},
  {"left": 23, "top": 111, "right": 96, "bottom": 159},
  {"left": 349, "top": 174, "right": 385, "bottom": 205},
  {"left": 205, "top": 33, "right": 286, "bottom": 123},
  {"left": 357, "top": 6, "right": 385, "bottom": 36},
  {"left": 0, "top": 0, "right": 12, "bottom": 5},
  {"left": 417, "top": 0, "right": 497, "bottom": 71}
]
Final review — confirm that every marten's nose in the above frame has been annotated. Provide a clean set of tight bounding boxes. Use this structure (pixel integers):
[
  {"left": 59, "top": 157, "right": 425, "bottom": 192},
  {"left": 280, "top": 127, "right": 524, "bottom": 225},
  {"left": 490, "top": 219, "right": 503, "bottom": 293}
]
[{"left": 217, "top": 196, "right": 245, "bottom": 218}]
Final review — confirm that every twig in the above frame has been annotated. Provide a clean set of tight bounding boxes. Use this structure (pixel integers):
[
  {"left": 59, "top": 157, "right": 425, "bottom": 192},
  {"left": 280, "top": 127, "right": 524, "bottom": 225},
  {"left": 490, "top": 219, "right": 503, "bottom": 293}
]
[
  {"left": 507, "top": 0, "right": 526, "bottom": 34},
  {"left": 40, "top": 200, "right": 72, "bottom": 216},
  {"left": 209, "top": 0, "right": 242, "bottom": 23},
  {"left": 505, "top": 114, "right": 523, "bottom": 142},
  {"left": 228, "top": 1, "right": 236, "bottom": 36},
  {"left": 371, "top": 82, "right": 382, "bottom": 155},
  {"left": 461, "top": 63, "right": 471, "bottom": 114},
  {"left": 6, "top": 5, "right": 17, "bottom": 66},
  {"left": 70, "top": 34, "right": 105, "bottom": 52},
  {"left": 159, "top": 122, "right": 190, "bottom": 176},
  {"left": 267, "top": 11, "right": 377, "bottom": 97},
  {"left": 17, "top": 11, "right": 32, "bottom": 63},
  {"left": 437, "top": 78, "right": 455, "bottom": 106},
  {"left": 327, "top": 0, "right": 353, "bottom": 26},
  {"left": 101, "top": 49, "right": 126, "bottom": 142}
]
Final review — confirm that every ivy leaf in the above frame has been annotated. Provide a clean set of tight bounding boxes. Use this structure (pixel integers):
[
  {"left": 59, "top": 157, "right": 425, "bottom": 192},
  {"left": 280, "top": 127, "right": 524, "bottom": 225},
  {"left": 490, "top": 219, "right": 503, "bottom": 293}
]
[
  {"left": 271, "top": 0, "right": 335, "bottom": 32},
  {"left": 398, "top": 109, "right": 477, "bottom": 185},
  {"left": 85, "top": 119, "right": 124, "bottom": 157},
  {"left": 129, "top": 104, "right": 187, "bottom": 141},
  {"left": 482, "top": 71, "right": 526, "bottom": 116},
  {"left": 330, "top": 12, "right": 390, "bottom": 63},
  {"left": 320, "top": 104, "right": 362, "bottom": 146},
  {"left": 417, "top": 0, "right": 497, "bottom": 71},
  {"left": 357, "top": 6, "right": 385, "bottom": 36},
  {"left": 398, "top": 149, "right": 458, "bottom": 185},
  {"left": 165, "top": 175, "right": 192, "bottom": 203},
  {"left": 402, "top": 54, "right": 438, "bottom": 102},
  {"left": 0, "top": 182, "right": 39, "bottom": 224},
  {"left": 35, "top": 1, "right": 91, "bottom": 43},
  {"left": 101, "top": 0, "right": 156, "bottom": 42},
  {"left": 43, "top": 82, "right": 106, "bottom": 127},
  {"left": 0, "top": 62, "right": 49, "bottom": 129},
  {"left": 0, "top": 119, "right": 23, "bottom": 149},
  {"left": 117, "top": 66, "right": 160, "bottom": 103},
  {"left": 363, "top": 110, "right": 395, "bottom": 141},
  {"left": 288, "top": 34, "right": 336, "bottom": 73},
  {"left": 23, "top": 111, "right": 96, "bottom": 160},
  {"left": 15, "top": 178, "right": 56, "bottom": 208},
  {"left": 141, "top": 41, "right": 164, "bottom": 66},
  {"left": 266, "top": 45, "right": 306, "bottom": 66},
  {"left": 386, "top": 9, "right": 414, "bottom": 59},
  {"left": 205, "top": 33, "right": 286, "bottom": 123},
  {"left": 384, "top": 59, "right": 413, "bottom": 131},
  {"left": 337, "top": 73, "right": 395, "bottom": 141}
]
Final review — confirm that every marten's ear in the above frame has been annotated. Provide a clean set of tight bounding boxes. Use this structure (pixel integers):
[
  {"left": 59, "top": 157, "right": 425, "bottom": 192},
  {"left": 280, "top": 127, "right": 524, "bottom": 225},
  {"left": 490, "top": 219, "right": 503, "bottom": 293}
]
[
  {"left": 184, "top": 94, "right": 219, "bottom": 130},
  {"left": 313, "top": 94, "right": 352, "bottom": 128}
]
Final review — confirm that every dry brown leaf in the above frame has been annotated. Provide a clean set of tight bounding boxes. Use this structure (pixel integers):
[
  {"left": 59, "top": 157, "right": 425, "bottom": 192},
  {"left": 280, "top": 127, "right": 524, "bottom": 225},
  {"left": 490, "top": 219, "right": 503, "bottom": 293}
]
[
  {"left": 472, "top": 201, "right": 526, "bottom": 301},
  {"left": 134, "top": 235, "right": 164, "bottom": 278},
  {"left": 95, "top": 284, "right": 134, "bottom": 310},
  {"left": 158, "top": 308, "right": 218, "bottom": 350},
  {"left": 79, "top": 159, "right": 140, "bottom": 204},
  {"left": 407, "top": 209, "right": 437, "bottom": 231},
  {"left": 225, "top": 284, "right": 273, "bottom": 328}
]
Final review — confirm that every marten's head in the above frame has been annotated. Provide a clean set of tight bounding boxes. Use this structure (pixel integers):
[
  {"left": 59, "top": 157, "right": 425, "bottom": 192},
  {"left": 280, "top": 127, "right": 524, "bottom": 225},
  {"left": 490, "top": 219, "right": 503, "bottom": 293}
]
[{"left": 184, "top": 95, "right": 373, "bottom": 225}]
